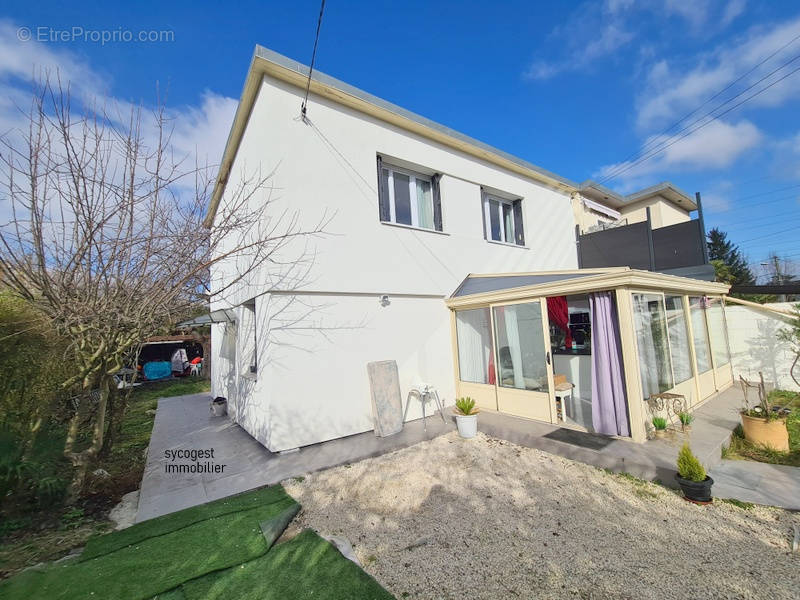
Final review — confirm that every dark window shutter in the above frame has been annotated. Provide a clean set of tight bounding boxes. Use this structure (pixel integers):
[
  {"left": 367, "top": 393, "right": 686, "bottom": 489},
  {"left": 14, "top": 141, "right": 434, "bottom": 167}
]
[
  {"left": 513, "top": 199, "right": 525, "bottom": 246},
  {"left": 480, "top": 187, "right": 487, "bottom": 240},
  {"left": 432, "top": 173, "right": 443, "bottom": 231},
  {"left": 377, "top": 156, "right": 390, "bottom": 222}
]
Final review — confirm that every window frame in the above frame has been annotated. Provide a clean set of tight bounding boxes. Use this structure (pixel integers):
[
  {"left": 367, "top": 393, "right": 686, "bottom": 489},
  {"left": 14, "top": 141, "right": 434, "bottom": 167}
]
[
  {"left": 239, "top": 301, "right": 258, "bottom": 379},
  {"left": 381, "top": 163, "right": 436, "bottom": 231},
  {"left": 483, "top": 193, "right": 523, "bottom": 246}
]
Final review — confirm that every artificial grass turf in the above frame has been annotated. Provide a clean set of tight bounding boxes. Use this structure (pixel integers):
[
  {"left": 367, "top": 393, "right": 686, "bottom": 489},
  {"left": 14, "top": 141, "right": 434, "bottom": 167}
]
[
  {"left": 0, "top": 496, "right": 299, "bottom": 600},
  {"left": 81, "top": 484, "right": 290, "bottom": 560},
  {"left": 178, "top": 529, "right": 395, "bottom": 600}
]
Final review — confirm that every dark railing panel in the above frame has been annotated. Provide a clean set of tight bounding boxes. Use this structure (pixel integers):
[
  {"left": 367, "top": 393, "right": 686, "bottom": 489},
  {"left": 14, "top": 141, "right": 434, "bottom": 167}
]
[
  {"left": 578, "top": 221, "right": 651, "bottom": 269},
  {"left": 652, "top": 220, "right": 705, "bottom": 271}
]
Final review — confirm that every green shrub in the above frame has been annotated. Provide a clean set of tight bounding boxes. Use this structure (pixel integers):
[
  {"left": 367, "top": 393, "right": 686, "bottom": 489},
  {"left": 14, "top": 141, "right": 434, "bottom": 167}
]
[
  {"left": 652, "top": 416, "right": 667, "bottom": 431},
  {"left": 677, "top": 443, "right": 707, "bottom": 482},
  {"left": 454, "top": 397, "right": 478, "bottom": 416},
  {"left": 678, "top": 412, "right": 694, "bottom": 427},
  {"left": 0, "top": 293, "right": 75, "bottom": 511}
]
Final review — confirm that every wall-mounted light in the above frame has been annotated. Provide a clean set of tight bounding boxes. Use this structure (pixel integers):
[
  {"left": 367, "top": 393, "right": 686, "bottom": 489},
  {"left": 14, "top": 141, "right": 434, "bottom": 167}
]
[{"left": 379, "top": 295, "right": 390, "bottom": 307}]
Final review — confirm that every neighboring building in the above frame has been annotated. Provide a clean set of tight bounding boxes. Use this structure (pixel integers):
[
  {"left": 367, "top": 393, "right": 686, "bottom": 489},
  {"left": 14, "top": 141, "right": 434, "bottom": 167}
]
[
  {"left": 202, "top": 46, "right": 731, "bottom": 452},
  {"left": 574, "top": 181, "right": 696, "bottom": 233},
  {"left": 574, "top": 181, "right": 712, "bottom": 280}
]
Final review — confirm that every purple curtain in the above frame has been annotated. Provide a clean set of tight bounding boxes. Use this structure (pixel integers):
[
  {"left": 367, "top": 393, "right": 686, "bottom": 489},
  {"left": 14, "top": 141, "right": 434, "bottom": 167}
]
[{"left": 590, "top": 292, "right": 630, "bottom": 437}]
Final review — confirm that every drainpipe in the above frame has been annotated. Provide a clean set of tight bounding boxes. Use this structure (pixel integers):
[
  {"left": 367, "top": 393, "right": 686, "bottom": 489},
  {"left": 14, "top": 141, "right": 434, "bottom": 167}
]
[
  {"left": 575, "top": 224, "right": 582, "bottom": 268},
  {"left": 696, "top": 192, "right": 709, "bottom": 264},
  {"left": 645, "top": 206, "right": 656, "bottom": 272}
]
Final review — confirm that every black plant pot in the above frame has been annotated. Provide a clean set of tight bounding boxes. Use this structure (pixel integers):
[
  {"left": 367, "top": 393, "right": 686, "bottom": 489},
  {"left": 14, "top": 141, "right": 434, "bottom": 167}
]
[{"left": 675, "top": 474, "right": 714, "bottom": 503}]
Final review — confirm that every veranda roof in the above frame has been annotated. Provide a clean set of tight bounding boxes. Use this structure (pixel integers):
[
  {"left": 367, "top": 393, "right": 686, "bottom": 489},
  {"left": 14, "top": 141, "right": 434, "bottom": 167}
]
[{"left": 447, "top": 267, "right": 729, "bottom": 308}]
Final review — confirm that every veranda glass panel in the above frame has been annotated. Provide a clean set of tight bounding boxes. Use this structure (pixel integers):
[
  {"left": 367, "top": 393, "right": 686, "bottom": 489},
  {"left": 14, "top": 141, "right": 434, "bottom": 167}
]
[
  {"left": 632, "top": 293, "right": 674, "bottom": 398},
  {"left": 707, "top": 297, "right": 731, "bottom": 367},
  {"left": 392, "top": 172, "right": 411, "bottom": 225},
  {"left": 665, "top": 295, "right": 693, "bottom": 384},
  {"left": 455, "top": 308, "right": 492, "bottom": 384},
  {"left": 689, "top": 296, "right": 713, "bottom": 373},
  {"left": 493, "top": 302, "right": 549, "bottom": 392}
]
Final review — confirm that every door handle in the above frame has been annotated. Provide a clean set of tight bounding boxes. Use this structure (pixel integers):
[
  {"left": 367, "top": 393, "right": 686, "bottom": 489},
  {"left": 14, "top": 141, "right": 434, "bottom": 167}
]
[{"left": 546, "top": 351, "right": 551, "bottom": 365}]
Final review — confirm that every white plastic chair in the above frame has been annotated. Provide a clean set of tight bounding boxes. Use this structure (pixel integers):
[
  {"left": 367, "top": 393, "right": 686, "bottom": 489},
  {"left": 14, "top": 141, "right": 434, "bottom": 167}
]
[{"left": 403, "top": 383, "right": 447, "bottom": 431}]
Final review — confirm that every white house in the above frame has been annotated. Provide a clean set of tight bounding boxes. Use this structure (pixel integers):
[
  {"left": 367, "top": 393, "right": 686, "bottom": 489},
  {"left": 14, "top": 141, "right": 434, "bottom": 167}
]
[{"left": 203, "top": 46, "right": 731, "bottom": 452}]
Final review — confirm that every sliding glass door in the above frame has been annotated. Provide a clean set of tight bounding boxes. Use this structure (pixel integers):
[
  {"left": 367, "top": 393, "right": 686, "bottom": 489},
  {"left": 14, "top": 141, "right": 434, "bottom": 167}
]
[
  {"left": 492, "top": 300, "right": 554, "bottom": 421},
  {"left": 454, "top": 307, "right": 497, "bottom": 411}
]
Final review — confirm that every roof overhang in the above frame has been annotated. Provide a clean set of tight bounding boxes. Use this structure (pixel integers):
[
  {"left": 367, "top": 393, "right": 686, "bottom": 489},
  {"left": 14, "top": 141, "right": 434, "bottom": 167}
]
[
  {"left": 177, "top": 308, "right": 237, "bottom": 328},
  {"left": 624, "top": 182, "right": 697, "bottom": 211},
  {"left": 203, "top": 46, "right": 580, "bottom": 227},
  {"left": 445, "top": 268, "right": 729, "bottom": 309},
  {"left": 578, "top": 181, "right": 697, "bottom": 213}
]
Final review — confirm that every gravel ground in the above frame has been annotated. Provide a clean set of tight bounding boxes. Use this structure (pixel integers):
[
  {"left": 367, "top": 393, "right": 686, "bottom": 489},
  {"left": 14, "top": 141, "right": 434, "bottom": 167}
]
[{"left": 283, "top": 431, "right": 800, "bottom": 600}]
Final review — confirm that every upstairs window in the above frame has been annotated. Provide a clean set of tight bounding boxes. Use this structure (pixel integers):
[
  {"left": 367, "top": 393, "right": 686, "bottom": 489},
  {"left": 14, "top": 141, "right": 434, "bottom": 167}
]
[
  {"left": 482, "top": 191, "right": 525, "bottom": 246},
  {"left": 377, "top": 157, "right": 442, "bottom": 231}
]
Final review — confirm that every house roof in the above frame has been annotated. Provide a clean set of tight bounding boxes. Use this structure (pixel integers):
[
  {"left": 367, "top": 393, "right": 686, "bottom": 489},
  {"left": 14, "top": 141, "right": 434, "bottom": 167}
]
[
  {"left": 452, "top": 271, "right": 607, "bottom": 297},
  {"left": 579, "top": 180, "right": 697, "bottom": 212},
  {"left": 447, "top": 267, "right": 729, "bottom": 308},
  {"left": 204, "top": 45, "right": 697, "bottom": 226},
  {"left": 204, "top": 46, "right": 579, "bottom": 226}
]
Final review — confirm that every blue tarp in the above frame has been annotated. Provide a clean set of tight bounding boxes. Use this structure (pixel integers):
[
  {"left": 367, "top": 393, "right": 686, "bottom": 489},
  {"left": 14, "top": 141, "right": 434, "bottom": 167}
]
[{"left": 143, "top": 361, "right": 172, "bottom": 380}]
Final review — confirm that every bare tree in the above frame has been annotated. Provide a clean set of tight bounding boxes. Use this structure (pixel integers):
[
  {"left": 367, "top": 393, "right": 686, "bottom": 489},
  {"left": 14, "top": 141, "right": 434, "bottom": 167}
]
[{"left": 0, "top": 78, "right": 328, "bottom": 499}]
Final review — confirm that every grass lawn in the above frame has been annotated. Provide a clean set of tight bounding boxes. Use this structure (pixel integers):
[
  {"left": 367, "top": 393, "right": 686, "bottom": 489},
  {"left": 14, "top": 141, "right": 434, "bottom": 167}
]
[
  {"left": 0, "top": 377, "right": 210, "bottom": 578},
  {"left": 723, "top": 389, "right": 800, "bottom": 467},
  {"left": 96, "top": 378, "right": 212, "bottom": 492},
  {"left": 0, "top": 486, "right": 392, "bottom": 600}
]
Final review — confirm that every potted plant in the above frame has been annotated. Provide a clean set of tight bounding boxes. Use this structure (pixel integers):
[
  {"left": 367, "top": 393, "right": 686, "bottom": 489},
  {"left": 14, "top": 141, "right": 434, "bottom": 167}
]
[
  {"left": 454, "top": 397, "right": 479, "bottom": 439},
  {"left": 652, "top": 416, "right": 667, "bottom": 438},
  {"left": 739, "top": 373, "right": 789, "bottom": 452},
  {"left": 678, "top": 411, "right": 694, "bottom": 433},
  {"left": 675, "top": 443, "right": 714, "bottom": 504}
]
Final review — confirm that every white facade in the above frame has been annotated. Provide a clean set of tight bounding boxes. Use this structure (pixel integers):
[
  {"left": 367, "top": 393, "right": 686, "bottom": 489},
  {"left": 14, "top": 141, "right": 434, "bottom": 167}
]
[
  {"left": 209, "top": 55, "right": 579, "bottom": 452},
  {"left": 618, "top": 197, "right": 691, "bottom": 229}
]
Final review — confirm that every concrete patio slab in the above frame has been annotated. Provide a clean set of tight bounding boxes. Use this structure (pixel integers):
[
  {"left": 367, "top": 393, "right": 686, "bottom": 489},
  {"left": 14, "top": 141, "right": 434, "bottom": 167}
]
[
  {"left": 137, "top": 384, "right": 796, "bottom": 520},
  {"left": 709, "top": 460, "right": 800, "bottom": 510},
  {"left": 136, "top": 392, "right": 454, "bottom": 522},
  {"left": 478, "top": 385, "right": 743, "bottom": 484}
]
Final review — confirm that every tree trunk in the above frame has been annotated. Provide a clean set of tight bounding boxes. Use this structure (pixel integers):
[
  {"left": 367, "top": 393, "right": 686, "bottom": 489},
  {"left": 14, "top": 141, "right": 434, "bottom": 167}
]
[
  {"left": 99, "top": 385, "right": 130, "bottom": 458},
  {"left": 64, "top": 374, "right": 111, "bottom": 503}
]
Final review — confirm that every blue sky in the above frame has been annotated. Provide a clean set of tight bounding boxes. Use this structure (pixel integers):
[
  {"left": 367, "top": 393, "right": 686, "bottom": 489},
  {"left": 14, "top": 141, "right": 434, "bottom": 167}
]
[{"left": 1, "top": 0, "right": 799, "bottom": 279}]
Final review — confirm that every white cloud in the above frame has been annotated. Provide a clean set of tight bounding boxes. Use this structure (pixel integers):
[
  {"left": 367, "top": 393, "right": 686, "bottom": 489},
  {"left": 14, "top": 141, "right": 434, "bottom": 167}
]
[
  {"left": 700, "top": 192, "right": 731, "bottom": 212},
  {"left": 171, "top": 91, "right": 238, "bottom": 170},
  {"left": 594, "top": 119, "right": 763, "bottom": 183},
  {"left": 524, "top": 6, "right": 634, "bottom": 80},
  {"left": 772, "top": 130, "right": 800, "bottom": 179},
  {"left": 0, "top": 19, "right": 236, "bottom": 222},
  {"left": 664, "top": 0, "right": 711, "bottom": 31},
  {"left": 636, "top": 16, "right": 800, "bottom": 130},
  {"left": 663, "top": 0, "right": 712, "bottom": 30},
  {"left": 525, "top": 0, "right": 741, "bottom": 81},
  {"left": 0, "top": 19, "right": 235, "bottom": 166},
  {"left": 721, "top": 0, "right": 747, "bottom": 28}
]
